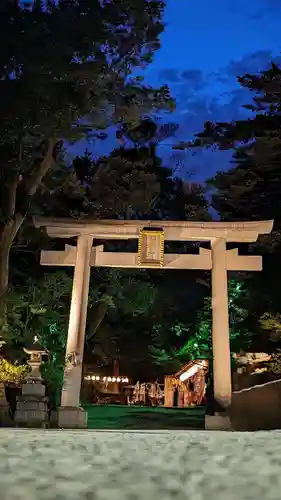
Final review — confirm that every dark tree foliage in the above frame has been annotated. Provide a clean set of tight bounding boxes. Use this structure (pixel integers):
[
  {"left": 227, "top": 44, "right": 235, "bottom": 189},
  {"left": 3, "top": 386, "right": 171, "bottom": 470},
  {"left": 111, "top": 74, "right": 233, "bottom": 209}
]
[
  {"left": 4, "top": 112, "right": 211, "bottom": 382},
  {"left": 38, "top": 116, "right": 209, "bottom": 222},
  {"left": 0, "top": 0, "right": 173, "bottom": 309},
  {"left": 174, "top": 61, "right": 281, "bottom": 349}
]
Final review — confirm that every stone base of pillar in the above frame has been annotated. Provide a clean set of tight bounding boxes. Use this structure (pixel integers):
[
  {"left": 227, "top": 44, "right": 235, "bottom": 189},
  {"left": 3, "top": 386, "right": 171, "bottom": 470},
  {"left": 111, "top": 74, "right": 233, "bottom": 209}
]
[
  {"left": 0, "top": 382, "right": 11, "bottom": 426},
  {"left": 57, "top": 406, "right": 88, "bottom": 429},
  {"left": 205, "top": 412, "right": 232, "bottom": 431},
  {"left": 0, "top": 401, "right": 11, "bottom": 426}
]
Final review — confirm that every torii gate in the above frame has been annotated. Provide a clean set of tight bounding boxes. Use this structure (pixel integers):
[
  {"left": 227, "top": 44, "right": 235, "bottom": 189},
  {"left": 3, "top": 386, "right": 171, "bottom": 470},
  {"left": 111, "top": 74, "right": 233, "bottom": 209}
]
[{"left": 34, "top": 217, "right": 273, "bottom": 428}]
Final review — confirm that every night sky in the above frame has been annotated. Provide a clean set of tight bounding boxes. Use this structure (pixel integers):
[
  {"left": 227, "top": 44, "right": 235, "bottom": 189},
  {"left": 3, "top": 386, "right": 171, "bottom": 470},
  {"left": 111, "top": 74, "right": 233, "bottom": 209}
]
[{"left": 68, "top": 0, "right": 281, "bottom": 183}]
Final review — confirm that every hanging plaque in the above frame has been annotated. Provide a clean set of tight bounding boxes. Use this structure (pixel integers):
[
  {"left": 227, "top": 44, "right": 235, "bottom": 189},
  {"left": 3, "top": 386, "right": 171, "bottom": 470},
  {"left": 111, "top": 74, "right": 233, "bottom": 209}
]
[{"left": 138, "top": 228, "right": 164, "bottom": 267}]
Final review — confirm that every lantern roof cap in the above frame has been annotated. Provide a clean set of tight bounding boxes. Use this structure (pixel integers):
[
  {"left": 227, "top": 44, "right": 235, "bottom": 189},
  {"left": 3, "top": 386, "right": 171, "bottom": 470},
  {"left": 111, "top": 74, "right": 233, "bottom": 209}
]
[{"left": 24, "top": 336, "right": 47, "bottom": 355}]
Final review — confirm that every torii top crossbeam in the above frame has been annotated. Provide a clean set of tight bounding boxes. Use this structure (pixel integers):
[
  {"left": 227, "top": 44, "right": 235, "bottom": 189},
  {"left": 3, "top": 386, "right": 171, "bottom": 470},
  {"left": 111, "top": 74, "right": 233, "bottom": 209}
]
[{"left": 34, "top": 217, "right": 273, "bottom": 243}]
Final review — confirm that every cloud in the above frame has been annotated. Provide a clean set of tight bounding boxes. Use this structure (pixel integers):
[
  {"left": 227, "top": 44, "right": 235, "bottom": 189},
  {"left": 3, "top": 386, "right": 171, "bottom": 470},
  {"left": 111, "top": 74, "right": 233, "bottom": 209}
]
[
  {"left": 228, "top": 0, "right": 281, "bottom": 21},
  {"left": 158, "top": 69, "right": 181, "bottom": 83},
  {"left": 69, "top": 49, "right": 281, "bottom": 182},
  {"left": 181, "top": 69, "right": 206, "bottom": 90},
  {"left": 257, "top": 0, "right": 281, "bottom": 13},
  {"left": 159, "top": 50, "right": 281, "bottom": 179},
  {"left": 168, "top": 49, "right": 281, "bottom": 129},
  {"left": 225, "top": 50, "right": 277, "bottom": 77},
  {"left": 158, "top": 68, "right": 206, "bottom": 91}
]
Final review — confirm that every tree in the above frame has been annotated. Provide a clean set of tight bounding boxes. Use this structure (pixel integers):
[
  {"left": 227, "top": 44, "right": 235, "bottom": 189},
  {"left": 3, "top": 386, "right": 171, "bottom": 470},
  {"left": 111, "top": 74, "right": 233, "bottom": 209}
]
[
  {"left": 85, "top": 268, "right": 157, "bottom": 361},
  {"left": 173, "top": 61, "right": 281, "bottom": 155},
  {"left": 2, "top": 271, "right": 72, "bottom": 403},
  {"left": 0, "top": 0, "right": 173, "bottom": 312},
  {"left": 259, "top": 313, "right": 281, "bottom": 343},
  {"left": 268, "top": 349, "right": 281, "bottom": 377},
  {"left": 3, "top": 102, "right": 214, "bottom": 384},
  {"left": 39, "top": 117, "right": 184, "bottom": 220},
  {"left": 149, "top": 279, "right": 254, "bottom": 372},
  {"left": 0, "top": 358, "right": 29, "bottom": 386},
  {"left": 70, "top": 145, "right": 164, "bottom": 219},
  {"left": 3, "top": 260, "right": 159, "bottom": 395},
  {"left": 3, "top": 271, "right": 72, "bottom": 357},
  {"left": 173, "top": 62, "right": 281, "bottom": 232},
  {"left": 173, "top": 61, "right": 281, "bottom": 350}
]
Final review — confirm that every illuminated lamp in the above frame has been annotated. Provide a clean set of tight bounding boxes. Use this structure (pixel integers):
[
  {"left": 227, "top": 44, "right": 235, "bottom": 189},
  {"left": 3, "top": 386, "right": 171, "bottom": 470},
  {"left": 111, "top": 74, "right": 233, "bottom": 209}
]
[
  {"left": 112, "top": 377, "right": 116, "bottom": 382},
  {"left": 96, "top": 376, "right": 100, "bottom": 381},
  {"left": 117, "top": 377, "right": 121, "bottom": 382},
  {"left": 108, "top": 377, "right": 112, "bottom": 382},
  {"left": 179, "top": 361, "right": 205, "bottom": 382}
]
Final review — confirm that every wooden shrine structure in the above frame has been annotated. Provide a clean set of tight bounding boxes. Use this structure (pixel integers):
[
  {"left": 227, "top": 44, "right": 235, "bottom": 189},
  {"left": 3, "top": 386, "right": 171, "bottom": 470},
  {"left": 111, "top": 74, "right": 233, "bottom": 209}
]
[
  {"left": 34, "top": 217, "right": 273, "bottom": 428},
  {"left": 164, "top": 359, "right": 208, "bottom": 408}
]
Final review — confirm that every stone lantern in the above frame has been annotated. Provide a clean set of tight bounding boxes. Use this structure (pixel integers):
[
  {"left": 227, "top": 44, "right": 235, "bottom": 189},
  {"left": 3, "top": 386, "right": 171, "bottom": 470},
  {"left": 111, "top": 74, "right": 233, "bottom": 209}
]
[
  {"left": 24, "top": 336, "right": 47, "bottom": 383},
  {"left": 15, "top": 336, "right": 49, "bottom": 428}
]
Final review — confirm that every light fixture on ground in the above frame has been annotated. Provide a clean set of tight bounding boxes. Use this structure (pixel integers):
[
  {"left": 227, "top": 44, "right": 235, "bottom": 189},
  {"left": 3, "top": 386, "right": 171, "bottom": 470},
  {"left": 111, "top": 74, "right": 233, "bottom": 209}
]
[{"left": 85, "top": 375, "right": 129, "bottom": 383}]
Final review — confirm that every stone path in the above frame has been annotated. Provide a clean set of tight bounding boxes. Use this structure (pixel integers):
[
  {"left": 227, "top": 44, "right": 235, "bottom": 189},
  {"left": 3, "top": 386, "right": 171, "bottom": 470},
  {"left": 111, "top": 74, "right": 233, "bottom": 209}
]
[{"left": 1, "top": 429, "right": 281, "bottom": 499}]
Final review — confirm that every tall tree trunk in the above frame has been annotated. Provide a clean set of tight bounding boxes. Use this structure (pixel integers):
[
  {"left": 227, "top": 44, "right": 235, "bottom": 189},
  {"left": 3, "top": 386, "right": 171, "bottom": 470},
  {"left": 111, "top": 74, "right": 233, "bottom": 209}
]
[
  {"left": 0, "top": 216, "right": 23, "bottom": 324},
  {"left": 0, "top": 243, "right": 9, "bottom": 327},
  {"left": 0, "top": 239, "right": 9, "bottom": 306},
  {"left": 0, "top": 138, "right": 55, "bottom": 321},
  {"left": 86, "top": 300, "right": 109, "bottom": 342}
]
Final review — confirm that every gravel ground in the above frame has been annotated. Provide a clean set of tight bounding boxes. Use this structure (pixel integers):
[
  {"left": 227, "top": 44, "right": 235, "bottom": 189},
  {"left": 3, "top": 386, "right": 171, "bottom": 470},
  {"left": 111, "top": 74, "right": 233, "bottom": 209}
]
[{"left": 1, "top": 429, "right": 281, "bottom": 500}]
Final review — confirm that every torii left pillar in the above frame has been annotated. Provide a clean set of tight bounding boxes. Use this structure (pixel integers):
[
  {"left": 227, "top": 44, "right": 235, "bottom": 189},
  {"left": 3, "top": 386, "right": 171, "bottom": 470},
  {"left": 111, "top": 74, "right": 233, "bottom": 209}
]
[
  {"left": 211, "top": 238, "right": 232, "bottom": 408},
  {"left": 58, "top": 234, "right": 93, "bottom": 429}
]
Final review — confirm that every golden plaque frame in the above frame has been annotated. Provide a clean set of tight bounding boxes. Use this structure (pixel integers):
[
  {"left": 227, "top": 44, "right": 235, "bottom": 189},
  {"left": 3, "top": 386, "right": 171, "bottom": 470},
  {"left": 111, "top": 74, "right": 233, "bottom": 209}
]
[{"left": 138, "top": 228, "right": 165, "bottom": 268}]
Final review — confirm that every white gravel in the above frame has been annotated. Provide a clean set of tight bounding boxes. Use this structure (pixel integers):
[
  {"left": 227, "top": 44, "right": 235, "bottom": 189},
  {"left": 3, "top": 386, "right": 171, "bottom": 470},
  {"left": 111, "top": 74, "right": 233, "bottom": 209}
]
[{"left": 1, "top": 429, "right": 281, "bottom": 500}]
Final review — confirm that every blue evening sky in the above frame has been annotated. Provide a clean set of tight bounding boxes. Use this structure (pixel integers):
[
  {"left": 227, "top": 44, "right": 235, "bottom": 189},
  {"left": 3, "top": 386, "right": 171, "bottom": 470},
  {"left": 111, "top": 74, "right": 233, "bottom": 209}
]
[{"left": 69, "top": 0, "right": 281, "bottom": 182}]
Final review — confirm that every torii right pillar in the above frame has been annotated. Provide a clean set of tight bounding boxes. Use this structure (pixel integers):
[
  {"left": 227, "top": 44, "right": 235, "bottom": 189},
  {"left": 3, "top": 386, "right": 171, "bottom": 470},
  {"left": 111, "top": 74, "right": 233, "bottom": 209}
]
[
  {"left": 209, "top": 234, "right": 272, "bottom": 410},
  {"left": 211, "top": 238, "right": 232, "bottom": 408}
]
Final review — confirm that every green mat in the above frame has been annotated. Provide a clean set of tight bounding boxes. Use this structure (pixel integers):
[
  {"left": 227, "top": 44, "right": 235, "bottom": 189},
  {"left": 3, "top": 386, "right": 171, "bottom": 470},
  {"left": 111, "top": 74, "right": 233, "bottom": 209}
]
[{"left": 83, "top": 404, "right": 206, "bottom": 430}]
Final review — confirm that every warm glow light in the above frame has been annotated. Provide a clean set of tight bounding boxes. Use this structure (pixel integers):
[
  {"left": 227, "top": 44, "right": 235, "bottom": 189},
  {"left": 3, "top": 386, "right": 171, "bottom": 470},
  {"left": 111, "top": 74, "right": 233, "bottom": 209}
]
[
  {"left": 179, "top": 362, "right": 205, "bottom": 382},
  {"left": 84, "top": 374, "right": 129, "bottom": 382}
]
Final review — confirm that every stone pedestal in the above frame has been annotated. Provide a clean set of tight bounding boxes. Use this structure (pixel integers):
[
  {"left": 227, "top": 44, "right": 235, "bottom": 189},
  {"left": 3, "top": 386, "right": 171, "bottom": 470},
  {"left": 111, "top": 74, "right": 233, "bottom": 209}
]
[
  {"left": 205, "top": 412, "right": 232, "bottom": 431},
  {"left": 57, "top": 406, "right": 88, "bottom": 429},
  {"left": 15, "top": 382, "right": 48, "bottom": 428},
  {"left": 0, "top": 382, "right": 11, "bottom": 426}
]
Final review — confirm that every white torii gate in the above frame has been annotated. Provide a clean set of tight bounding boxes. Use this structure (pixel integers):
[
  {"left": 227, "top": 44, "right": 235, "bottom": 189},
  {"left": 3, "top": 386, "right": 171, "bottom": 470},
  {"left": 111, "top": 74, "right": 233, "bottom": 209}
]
[{"left": 34, "top": 217, "right": 273, "bottom": 428}]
